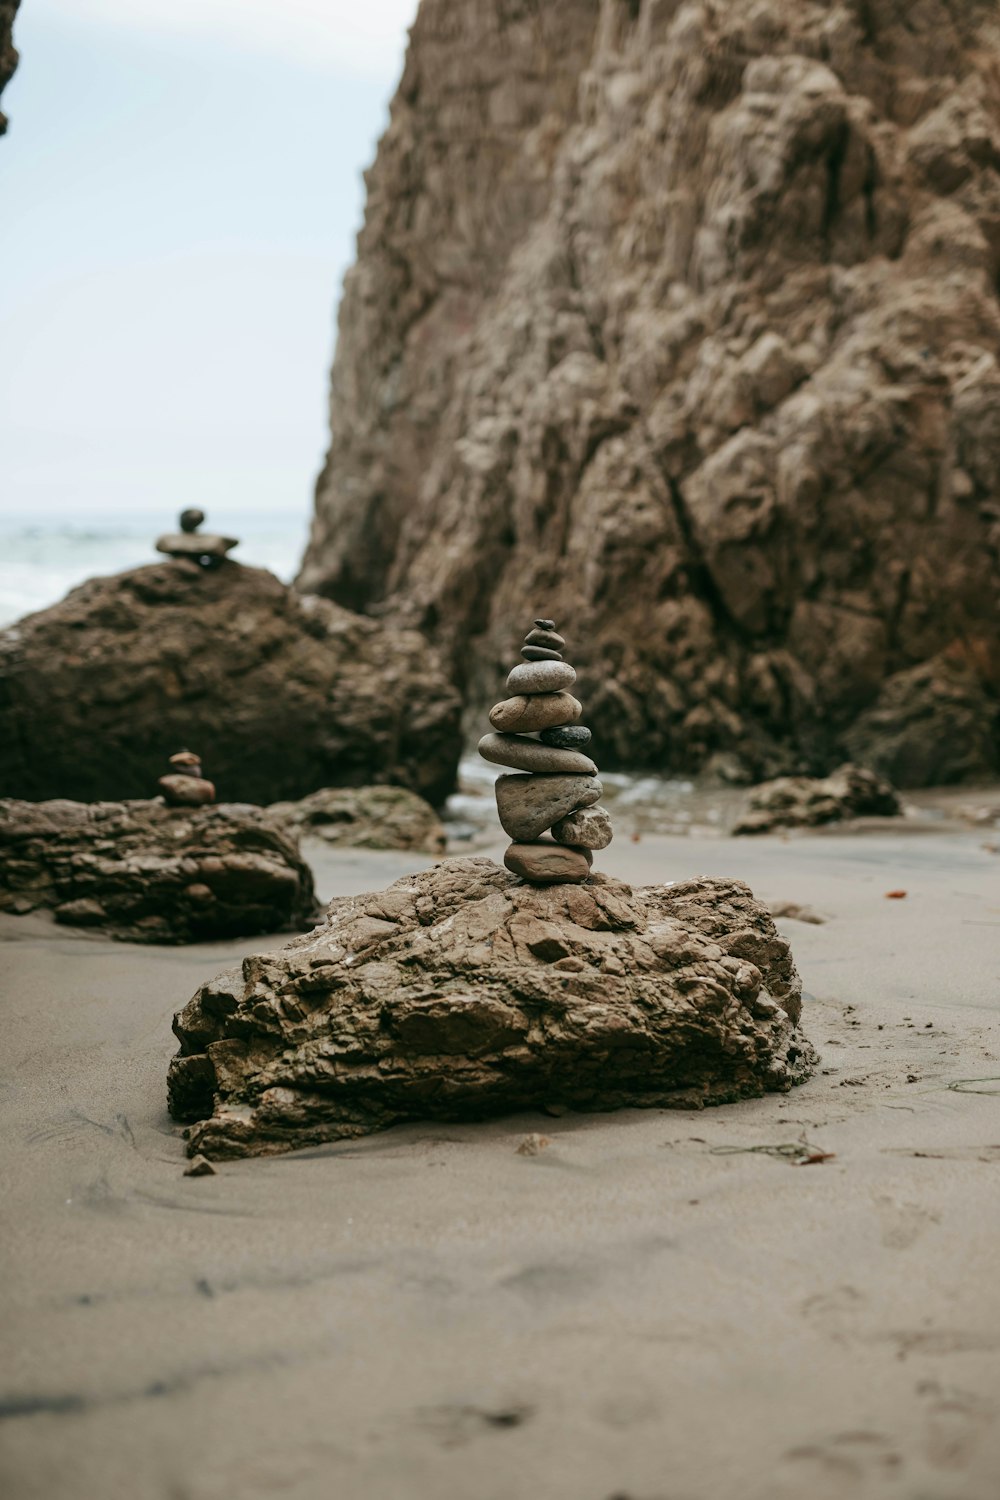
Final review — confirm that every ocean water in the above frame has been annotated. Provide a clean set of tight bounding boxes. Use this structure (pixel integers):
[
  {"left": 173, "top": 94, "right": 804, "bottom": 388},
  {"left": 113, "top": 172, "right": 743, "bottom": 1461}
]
[{"left": 0, "top": 510, "right": 309, "bottom": 627}]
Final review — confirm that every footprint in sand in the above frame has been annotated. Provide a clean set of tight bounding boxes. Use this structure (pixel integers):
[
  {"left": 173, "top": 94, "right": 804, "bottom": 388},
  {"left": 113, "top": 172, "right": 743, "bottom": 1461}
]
[
  {"left": 919, "top": 1380, "right": 998, "bottom": 1471},
  {"left": 873, "top": 1195, "right": 941, "bottom": 1250},
  {"left": 764, "top": 1430, "right": 902, "bottom": 1499}
]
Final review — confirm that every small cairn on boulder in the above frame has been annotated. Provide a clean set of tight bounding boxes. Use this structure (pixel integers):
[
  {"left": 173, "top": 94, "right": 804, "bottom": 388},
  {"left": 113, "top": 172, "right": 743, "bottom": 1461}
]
[
  {"left": 155, "top": 508, "right": 239, "bottom": 568},
  {"left": 158, "top": 749, "right": 216, "bottom": 808},
  {"left": 480, "top": 619, "right": 612, "bottom": 884}
]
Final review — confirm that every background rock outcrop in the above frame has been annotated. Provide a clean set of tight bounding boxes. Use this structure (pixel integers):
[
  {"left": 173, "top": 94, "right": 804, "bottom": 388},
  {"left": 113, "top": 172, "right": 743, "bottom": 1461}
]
[
  {"left": 301, "top": 0, "right": 1000, "bottom": 786},
  {"left": 732, "top": 762, "right": 900, "bottom": 834},
  {"left": 168, "top": 857, "right": 814, "bottom": 1159},
  {"left": 0, "top": 561, "right": 462, "bottom": 806},
  {"left": 0, "top": 798, "right": 316, "bottom": 942},
  {"left": 268, "top": 785, "right": 447, "bottom": 853}
]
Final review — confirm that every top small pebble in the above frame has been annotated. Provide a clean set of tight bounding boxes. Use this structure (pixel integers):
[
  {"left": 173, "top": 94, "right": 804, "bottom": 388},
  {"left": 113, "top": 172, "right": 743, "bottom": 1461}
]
[{"left": 534, "top": 619, "right": 556, "bottom": 630}]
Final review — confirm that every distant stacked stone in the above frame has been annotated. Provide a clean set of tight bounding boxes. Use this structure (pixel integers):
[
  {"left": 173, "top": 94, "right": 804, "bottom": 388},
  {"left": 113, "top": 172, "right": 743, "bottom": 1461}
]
[
  {"left": 155, "top": 509, "right": 239, "bottom": 569},
  {"left": 479, "top": 620, "right": 612, "bottom": 885},
  {"left": 158, "top": 750, "right": 216, "bottom": 808}
]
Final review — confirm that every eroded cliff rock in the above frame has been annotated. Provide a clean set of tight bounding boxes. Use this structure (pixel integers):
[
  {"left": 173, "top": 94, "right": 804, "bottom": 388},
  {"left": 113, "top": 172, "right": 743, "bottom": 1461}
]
[
  {"left": 301, "top": 0, "right": 1000, "bottom": 786},
  {"left": 168, "top": 856, "right": 814, "bottom": 1158},
  {"left": 0, "top": 798, "right": 316, "bottom": 942},
  {"left": 0, "top": 560, "right": 462, "bottom": 805}
]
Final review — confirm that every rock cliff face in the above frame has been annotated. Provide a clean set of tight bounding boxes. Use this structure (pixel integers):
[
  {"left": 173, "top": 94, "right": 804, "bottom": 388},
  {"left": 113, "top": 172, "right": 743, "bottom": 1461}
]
[
  {"left": 301, "top": 0, "right": 1000, "bottom": 786},
  {"left": 0, "top": 2, "right": 18, "bottom": 135},
  {"left": 0, "top": 560, "right": 462, "bottom": 806}
]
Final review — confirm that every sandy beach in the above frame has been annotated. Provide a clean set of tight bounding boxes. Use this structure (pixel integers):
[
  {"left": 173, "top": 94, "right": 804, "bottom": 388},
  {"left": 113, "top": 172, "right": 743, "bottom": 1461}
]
[{"left": 2, "top": 823, "right": 999, "bottom": 1500}]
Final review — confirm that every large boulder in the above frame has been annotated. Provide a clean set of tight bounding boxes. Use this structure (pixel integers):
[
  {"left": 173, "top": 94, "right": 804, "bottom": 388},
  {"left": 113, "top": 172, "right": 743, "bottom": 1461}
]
[
  {"left": 0, "top": 798, "right": 316, "bottom": 943},
  {"left": 268, "top": 785, "right": 447, "bottom": 854},
  {"left": 299, "top": 0, "right": 1000, "bottom": 785},
  {"left": 733, "top": 763, "right": 901, "bottom": 835},
  {"left": 0, "top": 560, "right": 462, "bottom": 805},
  {"left": 168, "top": 856, "right": 815, "bottom": 1159}
]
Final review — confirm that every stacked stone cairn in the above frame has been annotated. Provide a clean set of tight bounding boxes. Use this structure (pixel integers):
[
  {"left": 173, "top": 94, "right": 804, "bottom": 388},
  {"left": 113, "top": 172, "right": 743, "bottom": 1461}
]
[
  {"left": 158, "top": 749, "right": 216, "bottom": 808},
  {"left": 479, "top": 619, "right": 613, "bottom": 885},
  {"left": 155, "top": 508, "right": 239, "bottom": 569}
]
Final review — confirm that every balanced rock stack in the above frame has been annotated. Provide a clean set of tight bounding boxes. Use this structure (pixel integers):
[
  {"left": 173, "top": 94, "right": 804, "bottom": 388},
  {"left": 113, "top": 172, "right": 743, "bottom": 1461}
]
[
  {"left": 155, "top": 508, "right": 239, "bottom": 568},
  {"left": 158, "top": 749, "right": 216, "bottom": 808},
  {"left": 479, "top": 620, "right": 612, "bottom": 885}
]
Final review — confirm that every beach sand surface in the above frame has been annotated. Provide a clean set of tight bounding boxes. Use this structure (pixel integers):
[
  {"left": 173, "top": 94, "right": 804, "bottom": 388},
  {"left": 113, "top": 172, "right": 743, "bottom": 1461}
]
[{"left": 2, "top": 828, "right": 999, "bottom": 1500}]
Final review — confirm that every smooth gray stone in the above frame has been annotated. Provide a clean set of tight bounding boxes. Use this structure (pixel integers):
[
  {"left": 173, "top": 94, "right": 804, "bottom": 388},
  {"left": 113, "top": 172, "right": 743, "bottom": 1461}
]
[
  {"left": 540, "top": 724, "right": 592, "bottom": 749},
  {"left": 156, "top": 533, "right": 239, "bottom": 560},
  {"left": 551, "top": 805, "right": 613, "bottom": 850},
  {"left": 520, "top": 645, "right": 563, "bottom": 662},
  {"left": 524, "top": 628, "right": 565, "bottom": 650},
  {"left": 534, "top": 619, "right": 556, "bottom": 630},
  {"left": 489, "top": 692, "right": 582, "bottom": 733},
  {"left": 478, "top": 733, "right": 597, "bottom": 776},
  {"left": 495, "top": 773, "right": 603, "bottom": 842},
  {"left": 506, "top": 659, "right": 576, "bottom": 695}
]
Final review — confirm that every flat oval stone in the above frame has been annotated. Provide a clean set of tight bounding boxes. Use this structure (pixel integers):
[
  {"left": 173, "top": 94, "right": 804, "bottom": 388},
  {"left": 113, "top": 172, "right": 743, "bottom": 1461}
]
[
  {"left": 506, "top": 660, "right": 576, "bottom": 695},
  {"left": 524, "top": 628, "right": 565, "bottom": 650},
  {"left": 534, "top": 618, "right": 556, "bottom": 630},
  {"left": 495, "top": 773, "right": 603, "bottom": 842},
  {"left": 520, "top": 645, "right": 563, "bottom": 662},
  {"left": 479, "top": 734, "right": 597, "bottom": 776},
  {"left": 489, "top": 692, "right": 581, "bottom": 733},
  {"left": 551, "top": 805, "right": 613, "bottom": 851},
  {"left": 158, "top": 774, "right": 216, "bottom": 807},
  {"left": 540, "top": 724, "right": 592, "bottom": 750},
  {"left": 504, "top": 841, "right": 592, "bottom": 885}
]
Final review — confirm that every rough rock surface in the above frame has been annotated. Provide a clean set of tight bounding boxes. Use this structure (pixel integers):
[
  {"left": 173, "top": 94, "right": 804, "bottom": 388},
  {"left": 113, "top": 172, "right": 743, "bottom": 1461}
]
[
  {"left": 0, "top": 1, "right": 18, "bottom": 135},
  {"left": 0, "top": 560, "right": 462, "bottom": 806},
  {"left": 733, "top": 762, "right": 901, "bottom": 834},
  {"left": 168, "top": 857, "right": 814, "bottom": 1159},
  {"left": 301, "top": 0, "right": 1000, "bottom": 785},
  {"left": 0, "top": 798, "right": 316, "bottom": 943},
  {"left": 268, "top": 785, "right": 446, "bottom": 854}
]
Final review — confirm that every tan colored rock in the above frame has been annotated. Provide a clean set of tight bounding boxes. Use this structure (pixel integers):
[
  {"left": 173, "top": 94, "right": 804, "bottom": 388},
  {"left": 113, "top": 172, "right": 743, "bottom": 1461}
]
[
  {"left": 505, "top": 660, "right": 577, "bottom": 696},
  {"left": 503, "top": 841, "right": 592, "bottom": 884},
  {"left": 494, "top": 772, "right": 602, "bottom": 842},
  {"left": 158, "top": 774, "right": 215, "bottom": 807},
  {"left": 268, "top": 785, "right": 446, "bottom": 854},
  {"left": 489, "top": 692, "right": 582, "bottom": 733},
  {"left": 477, "top": 733, "right": 597, "bottom": 776},
  {"left": 300, "top": 0, "right": 1000, "bottom": 787},
  {"left": 551, "top": 805, "right": 613, "bottom": 851},
  {"left": 733, "top": 764, "right": 901, "bottom": 835},
  {"left": 168, "top": 858, "right": 814, "bottom": 1158}
]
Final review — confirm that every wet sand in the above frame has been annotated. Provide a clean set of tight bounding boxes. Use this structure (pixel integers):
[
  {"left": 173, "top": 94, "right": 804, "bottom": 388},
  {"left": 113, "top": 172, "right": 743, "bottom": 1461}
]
[{"left": 2, "top": 826, "right": 999, "bottom": 1500}]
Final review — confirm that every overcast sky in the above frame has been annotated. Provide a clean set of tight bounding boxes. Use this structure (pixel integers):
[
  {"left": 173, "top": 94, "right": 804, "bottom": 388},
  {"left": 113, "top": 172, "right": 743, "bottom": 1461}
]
[{"left": 0, "top": 0, "right": 416, "bottom": 524}]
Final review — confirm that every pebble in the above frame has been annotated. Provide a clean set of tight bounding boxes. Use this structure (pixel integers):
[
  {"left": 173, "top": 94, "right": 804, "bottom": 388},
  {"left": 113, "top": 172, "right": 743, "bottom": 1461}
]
[
  {"left": 169, "top": 749, "right": 203, "bottom": 778},
  {"left": 524, "top": 628, "right": 565, "bottom": 650},
  {"left": 506, "top": 660, "right": 576, "bottom": 695},
  {"left": 504, "top": 841, "right": 592, "bottom": 885},
  {"left": 155, "top": 532, "right": 239, "bottom": 561},
  {"left": 495, "top": 773, "right": 603, "bottom": 842},
  {"left": 551, "top": 805, "right": 613, "bottom": 850},
  {"left": 540, "top": 725, "right": 592, "bottom": 749},
  {"left": 520, "top": 645, "right": 563, "bottom": 662},
  {"left": 534, "top": 619, "right": 556, "bottom": 630},
  {"left": 159, "top": 774, "right": 216, "bottom": 807},
  {"left": 478, "top": 734, "right": 597, "bottom": 776},
  {"left": 184, "top": 1154, "right": 216, "bottom": 1177},
  {"left": 489, "top": 692, "right": 582, "bottom": 733}
]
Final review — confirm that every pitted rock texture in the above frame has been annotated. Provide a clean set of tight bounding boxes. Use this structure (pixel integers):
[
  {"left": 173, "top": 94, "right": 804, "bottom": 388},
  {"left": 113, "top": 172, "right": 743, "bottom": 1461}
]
[
  {"left": 268, "top": 785, "right": 446, "bottom": 854},
  {"left": 0, "top": 560, "right": 462, "bottom": 806},
  {"left": 0, "top": 798, "right": 316, "bottom": 943},
  {"left": 168, "top": 857, "right": 814, "bottom": 1159},
  {"left": 733, "top": 762, "right": 900, "bottom": 834},
  {"left": 0, "top": 1, "right": 18, "bottom": 135},
  {"left": 300, "top": 0, "right": 1000, "bottom": 786}
]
